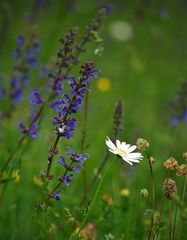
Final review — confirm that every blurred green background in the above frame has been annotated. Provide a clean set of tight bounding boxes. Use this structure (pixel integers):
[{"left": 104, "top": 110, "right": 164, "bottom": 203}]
[{"left": 0, "top": 0, "right": 187, "bottom": 239}]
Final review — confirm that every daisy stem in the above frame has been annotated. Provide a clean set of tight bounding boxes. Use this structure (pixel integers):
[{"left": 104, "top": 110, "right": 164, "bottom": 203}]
[
  {"left": 146, "top": 151, "right": 155, "bottom": 240},
  {"left": 78, "top": 156, "right": 117, "bottom": 232},
  {"left": 79, "top": 150, "right": 110, "bottom": 207}
]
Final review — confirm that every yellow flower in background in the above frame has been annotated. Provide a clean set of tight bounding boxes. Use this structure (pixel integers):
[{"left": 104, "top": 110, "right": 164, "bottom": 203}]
[
  {"left": 12, "top": 170, "right": 20, "bottom": 183},
  {"left": 120, "top": 188, "right": 130, "bottom": 197},
  {"left": 75, "top": 227, "right": 82, "bottom": 237},
  {"left": 33, "top": 176, "right": 43, "bottom": 187},
  {"left": 96, "top": 77, "right": 111, "bottom": 92}
]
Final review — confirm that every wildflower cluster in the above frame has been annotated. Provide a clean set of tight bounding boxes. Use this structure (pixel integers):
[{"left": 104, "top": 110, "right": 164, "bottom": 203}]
[
  {"left": 163, "top": 154, "right": 187, "bottom": 176},
  {"left": 11, "top": 33, "right": 39, "bottom": 102},
  {"left": 52, "top": 62, "right": 99, "bottom": 139},
  {"left": 0, "top": 31, "right": 40, "bottom": 119},
  {"left": 51, "top": 147, "right": 88, "bottom": 201},
  {"left": 41, "top": 62, "right": 99, "bottom": 203}
]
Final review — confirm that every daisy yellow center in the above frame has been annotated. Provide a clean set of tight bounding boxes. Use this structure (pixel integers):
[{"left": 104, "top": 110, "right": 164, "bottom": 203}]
[{"left": 116, "top": 148, "right": 127, "bottom": 155}]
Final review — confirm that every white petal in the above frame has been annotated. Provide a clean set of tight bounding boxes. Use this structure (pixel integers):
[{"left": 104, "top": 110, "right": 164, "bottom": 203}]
[
  {"left": 126, "top": 145, "right": 137, "bottom": 153},
  {"left": 109, "top": 149, "right": 118, "bottom": 155},
  {"left": 128, "top": 153, "right": 143, "bottom": 159},
  {"left": 116, "top": 139, "right": 121, "bottom": 149},
  {"left": 126, "top": 158, "right": 140, "bottom": 163},
  {"left": 121, "top": 156, "right": 133, "bottom": 165},
  {"left": 105, "top": 137, "right": 116, "bottom": 151},
  {"left": 122, "top": 142, "right": 131, "bottom": 151}
]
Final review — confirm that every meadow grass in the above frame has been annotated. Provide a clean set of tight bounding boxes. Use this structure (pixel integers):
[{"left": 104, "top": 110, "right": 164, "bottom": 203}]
[{"left": 0, "top": 1, "right": 187, "bottom": 239}]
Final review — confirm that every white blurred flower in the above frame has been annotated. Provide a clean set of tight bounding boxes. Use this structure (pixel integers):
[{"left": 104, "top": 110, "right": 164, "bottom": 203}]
[
  {"left": 105, "top": 137, "right": 143, "bottom": 165},
  {"left": 108, "top": 20, "right": 134, "bottom": 41}
]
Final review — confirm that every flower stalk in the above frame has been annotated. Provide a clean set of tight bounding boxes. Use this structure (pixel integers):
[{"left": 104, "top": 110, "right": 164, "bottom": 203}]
[{"left": 146, "top": 151, "right": 155, "bottom": 240}]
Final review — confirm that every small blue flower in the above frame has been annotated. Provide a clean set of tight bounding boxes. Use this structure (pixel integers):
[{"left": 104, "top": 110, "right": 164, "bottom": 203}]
[
  {"left": 62, "top": 118, "right": 77, "bottom": 139},
  {"left": 55, "top": 80, "right": 63, "bottom": 96},
  {"left": 16, "top": 35, "right": 24, "bottom": 47},
  {"left": 64, "top": 174, "right": 73, "bottom": 186},
  {"left": 181, "top": 109, "right": 187, "bottom": 121},
  {"left": 54, "top": 190, "right": 62, "bottom": 201},
  {"left": 28, "top": 123, "right": 38, "bottom": 138},
  {"left": 39, "top": 64, "right": 46, "bottom": 77},
  {"left": 72, "top": 163, "right": 84, "bottom": 174},
  {"left": 171, "top": 116, "right": 179, "bottom": 126},
  {"left": 66, "top": 146, "right": 88, "bottom": 163},
  {"left": 0, "top": 77, "right": 6, "bottom": 99},
  {"left": 30, "top": 90, "right": 42, "bottom": 105},
  {"left": 57, "top": 156, "right": 66, "bottom": 166}
]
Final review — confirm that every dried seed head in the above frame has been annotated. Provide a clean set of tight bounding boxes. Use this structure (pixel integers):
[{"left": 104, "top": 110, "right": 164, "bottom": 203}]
[
  {"left": 163, "top": 178, "right": 177, "bottom": 199},
  {"left": 150, "top": 156, "right": 155, "bottom": 164},
  {"left": 136, "top": 138, "right": 149, "bottom": 151},
  {"left": 140, "top": 188, "right": 149, "bottom": 197},
  {"left": 82, "top": 223, "right": 97, "bottom": 240},
  {"left": 183, "top": 152, "right": 187, "bottom": 161},
  {"left": 163, "top": 157, "right": 178, "bottom": 170},
  {"left": 176, "top": 164, "right": 187, "bottom": 176}
]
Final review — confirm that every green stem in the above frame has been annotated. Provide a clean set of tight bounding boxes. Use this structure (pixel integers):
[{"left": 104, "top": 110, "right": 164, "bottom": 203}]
[
  {"left": 0, "top": 136, "right": 25, "bottom": 174},
  {"left": 79, "top": 157, "right": 117, "bottom": 232},
  {"left": 176, "top": 174, "right": 187, "bottom": 239},
  {"left": 169, "top": 200, "right": 172, "bottom": 240},
  {"left": 146, "top": 151, "right": 155, "bottom": 240},
  {"left": 172, "top": 206, "right": 177, "bottom": 240}
]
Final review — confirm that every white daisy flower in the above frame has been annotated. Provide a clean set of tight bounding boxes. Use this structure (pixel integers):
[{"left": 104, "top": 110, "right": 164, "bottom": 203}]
[{"left": 105, "top": 137, "right": 143, "bottom": 165}]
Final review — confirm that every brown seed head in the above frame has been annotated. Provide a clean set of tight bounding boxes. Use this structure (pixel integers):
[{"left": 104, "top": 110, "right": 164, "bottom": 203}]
[
  {"left": 136, "top": 138, "right": 149, "bottom": 151},
  {"left": 176, "top": 164, "right": 187, "bottom": 176},
  {"left": 163, "top": 157, "right": 178, "bottom": 170},
  {"left": 163, "top": 178, "right": 177, "bottom": 199}
]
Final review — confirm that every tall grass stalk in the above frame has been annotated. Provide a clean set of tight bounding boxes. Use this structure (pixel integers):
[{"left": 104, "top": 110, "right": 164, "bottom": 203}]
[
  {"left": 146, "top": 151, "right": 155, "bottom": 240},
  {"left": 176, "top": 174, "right": 187, "bottom": 239},
  {"left": 78, "top": 157, "right": 117, "bottom": 233}
]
